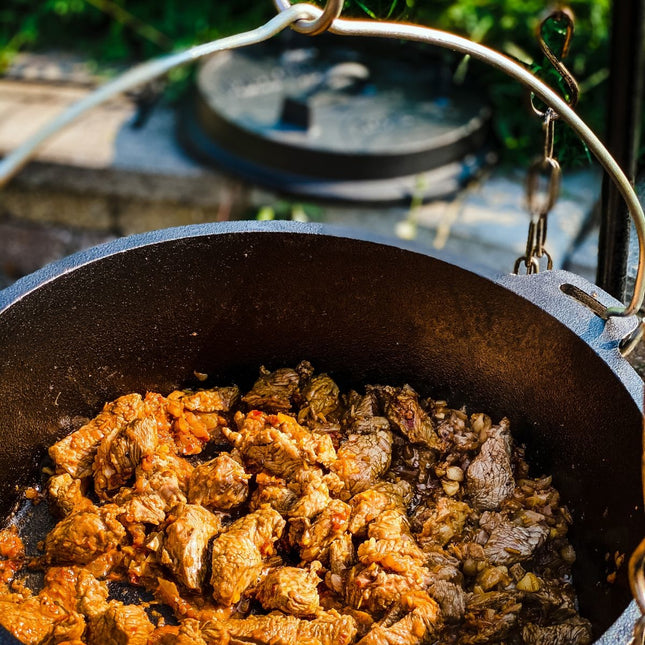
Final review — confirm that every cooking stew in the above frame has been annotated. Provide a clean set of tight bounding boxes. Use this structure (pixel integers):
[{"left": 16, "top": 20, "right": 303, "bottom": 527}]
[{"left": 0, "top": 361, "right": 592, "bottom": 644}]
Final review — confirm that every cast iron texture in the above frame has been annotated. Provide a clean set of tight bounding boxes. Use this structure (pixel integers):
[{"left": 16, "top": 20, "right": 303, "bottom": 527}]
[{"left": 0, "top": 221, "right": 642, "bottom": 642}]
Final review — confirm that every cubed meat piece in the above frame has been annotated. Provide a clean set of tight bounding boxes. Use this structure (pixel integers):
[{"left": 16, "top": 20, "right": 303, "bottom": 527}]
[
  {"left": 0, "top": 566, "right": 100, "bottom": 644},
  {"left": 418, "top": 497, "right": 471, "bottom": 547},
  {"left": 148, "top": 619, "right": 207, "bottom": 645},
  {"left": 175, "top": 386, "right": 240, "bottom": 413},
  {"left": 298, "top": 374, "right": 341, "bottom": 423},
  {"left": 462, "top": 591, "right": 522, "bottom": 643},
  {"left": 44, "top": 505, "right": 126, "bottom": 565},
  {"left": 202, "top": 610, "right": 357, "bottom": 645},
  {"left": 357, "top": 592, "right": 441, "bottom": 645},
  {"left": 331, "top": 429, "right": 393, "bottom": 496},
  {"left": 115, "top": 447, "right": 194, "bottom": 526},
  {"left": 225, "top": 411, "right": 336, "bottom": 479},
  {"left": 188, "top": 453, "right": 250, "bottom": 511},
  {"left": 115, "top": 489, "right": 167, "bottom": 525},
  {"left": 88, "top": 600, "right": 154, "bottom": 645},
  {"left": 326, "top": 532, "right": 355, "bottom": 594},
  {"left": 49, "top": 393, "right": 144, "bottom": 479},
  {"left": 138, "top": 448, "right": 193, "bottom": 507},
  {"left": 249, "top": 472, "right": 299, "bottom": 514},
  {"left": 357, "top": 510, "right": 426, "bottom": 570},
  {"left": 165, "top": 386, "right": 239, "bottom": 454},
  {"left": 39, "top": 566, "right": 109, "bottom": 617},
  {"left": 47, "top": 473, "right": 92, "bottom": 518},
  {"left": 479, "top": 512, "right": 549, "bottom": 566},
  {"left": 93, "top": 414, "right": 159, "bottom": 498},
  {"left": 522, "top": 617, "right": 592, "bottom": 645},
  {"left": 210, "top": 506, "right": 285, "bottom": 605},
  {"left": 348, "top": 480, "right": 412, "bottom": 535},
  {"left": 292, "top": 499, "right": 351, "bottom": 563},
  {"left": 288, "top": 469, "right": 335, "bottom": 519},
  {"left": 466, "top": 419, "right": 515, "bottom": 511},
  {"left": 343, "top": 390, "right": 391, "bottom": 435},
  {"left": 375, "top": 384, "right": 442, "bottom": 449},
  {"left": 0, "top": 525, "right": 25, "bottom": 583},
  {"left": 160, "top": 504, "right": 224, "bottom": 591},
  {"left": 346, "top": 563, "right": 432, "bottom": 615},
  {"left": 428, "top": 580, "right": 466, "bottom": 621},
  {"left": 255, "top": 564, "right": 321, "bottom": 617},
  {"left": 242, "top": 365, "right": 304, "bottom": 412},
  {"left": 0, "top": 598, "right": 55, "bottom": 645}
]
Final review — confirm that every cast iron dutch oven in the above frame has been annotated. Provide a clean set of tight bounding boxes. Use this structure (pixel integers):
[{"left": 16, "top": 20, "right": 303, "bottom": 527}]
[{"left": 0, "top": 221, "right": 642, "bottom": 643}]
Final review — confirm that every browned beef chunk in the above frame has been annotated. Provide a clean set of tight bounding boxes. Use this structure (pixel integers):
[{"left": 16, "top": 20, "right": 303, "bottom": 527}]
[
  {"left": 88, "top": 600, "right": 154, "bottom": 645},
  {"left": 249, "top": 472, "right": 299, "bottom": 514},
  {"left": 210, "top": 506, "right": 285, "bottom": 605},
  {"left": 49, "top": 393, "right": 144, "bottom": 479},
  {"left": 287, "top": 468, "right": 344, "bottom": 520},
  {"left": 346, "top": 558, "right": 435, "bottom": 616},
  {"left": 462, "top": 591, "right": 523, "bottom": 643},
  {"left": 114, "top": 448, "right": 193, "bottom": 527},
  {"left": 0, "top": 597, "right": 56, "bottom": 645},
  {"left": 40, "top": 566, "right": 109, "bottom": 618},
  {"left": 0, "top": 525, "right": 25, "bottom": 584},
  {"left": 357, "top": 510, "right": 426, "bottom": 569},
  {"left": 44, "top": 505, "right": 126, "bottom": 565},
  {"left": 428, "top": 579, "right": 466, "bottom": 621},
  {"left": 466, "top": 418, "right": 515, "bottom": 511},
  {"left": 242, "top": 365, "right": 304, "bottom": 412},
  {"left": 47, "top": 473, "right": 92, "bottom": 518},
  {"left": 225, "top": 411, "right": 336, "bottom": 479},
  {"left": 188, "top": 453, "right": 250, "bottom": 511},
  {"left": 418, "top": 497, "right": 471, "bottom": 547},
  {"left": 176, "top": 386, "right": 240, "bottom": 413},
  {"left": 201, "top": 610, "right": 357, "bottom": 645},
  {"left": 422, "top": 544, "right": 462, "bottom": 583},
  {"left": 148, "top": 619, "right": 207, "bottom": 645},
  {"left": 93, "top": 415, "right": 159, "bottom": 498},
  {"left": 348, "top": 480, "right": 412, "bottom": 536},
  {"left": 479, "top": 511, "right": 549, "bottom": 566},
  {"left": 356, "top": 591, "right": 441, "bottom": 645},
  {"left": 326, "top": 532, "right": 355, "bottom": 594},
  {"left": 165, "top": 385, "right": 239, "bottom": 453},
  {"left": 331, "top": 429, "right": 393, "bottom": 496},
  {"left": 255, "top": 563, "right": 321, "bottom": 617},
  {"left": 298, "top": 374, "right": 341, "bottom": 423},
  {"left": 291, "top": 498, "right": 351, "bottom": 563},
  {"left": 160, "top": 504, "right": 224, "bottom": 591},
  {"left": 348, "top": 509, "right": 433, "bottom": 615},
  {"left": 0, "top": 566, "right": 108, "bottom": 645},
  {"left": 522, "top": 618, "right": 593, "bottom": 645},
  {"left": 375, "top": 384, "right": 442, "bottom": 449},
  {"left": 343, "top": 390, "right": 390, "bottom": 435}
]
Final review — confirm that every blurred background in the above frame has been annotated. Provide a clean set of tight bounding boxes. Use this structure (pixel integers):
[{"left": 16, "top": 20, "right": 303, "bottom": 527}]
[{"left": 0, "top": 0, "right": 643, "bottom": 298}]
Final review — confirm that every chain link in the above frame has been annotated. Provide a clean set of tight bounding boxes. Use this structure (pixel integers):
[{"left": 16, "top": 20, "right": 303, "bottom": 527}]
[
  {"left": 514, "top": 110, "right": 561, "bottom": 275},
  {"left": 514, "top": 9, "right": 577, "bottom": 276}
]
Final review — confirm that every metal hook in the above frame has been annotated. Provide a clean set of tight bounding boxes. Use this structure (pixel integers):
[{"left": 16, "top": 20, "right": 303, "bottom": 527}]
[
  {"left": 531, "top": 8, "right": 580, "bottom": 118},
  {"left": 274, "top": 0, "right": 342, "bottom": 35}
]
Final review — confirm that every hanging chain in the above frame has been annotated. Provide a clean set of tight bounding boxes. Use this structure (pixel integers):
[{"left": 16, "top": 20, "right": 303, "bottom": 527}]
[{"left": 514, "top": 9, "right": 579, "bottom": 275}]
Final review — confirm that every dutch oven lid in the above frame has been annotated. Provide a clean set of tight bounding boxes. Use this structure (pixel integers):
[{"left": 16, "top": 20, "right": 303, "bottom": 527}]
[{"left": 177, "top": 33, "right": 494, "bottom": 202}]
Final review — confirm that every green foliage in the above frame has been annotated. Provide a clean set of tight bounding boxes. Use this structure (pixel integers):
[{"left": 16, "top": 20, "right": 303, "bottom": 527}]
[{"left": 1, "top": 0, "right": 641, "bottom": 166}]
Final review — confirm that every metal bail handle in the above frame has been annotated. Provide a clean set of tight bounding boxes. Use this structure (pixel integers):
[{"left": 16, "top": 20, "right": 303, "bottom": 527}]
[
  {"left": 273, "top": 0, "right": 645, "bottom": 322},
  {"left": 274, "top": 0, "right": 342, "bottom": 35}
]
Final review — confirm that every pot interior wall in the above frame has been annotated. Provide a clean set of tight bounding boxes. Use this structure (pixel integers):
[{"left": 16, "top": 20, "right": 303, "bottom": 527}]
[{"left": 0, "top": 227, "right": 641, "bottom": 636}]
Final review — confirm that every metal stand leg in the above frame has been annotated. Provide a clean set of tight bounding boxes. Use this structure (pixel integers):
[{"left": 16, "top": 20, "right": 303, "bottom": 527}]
[{"left": 597, "top": 0, "right": 645, "bottom": 302}]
